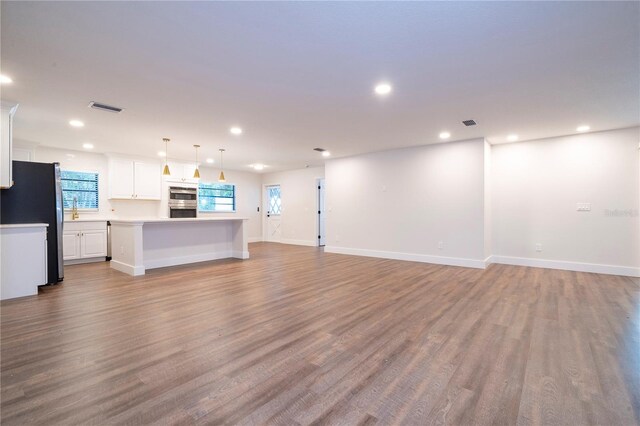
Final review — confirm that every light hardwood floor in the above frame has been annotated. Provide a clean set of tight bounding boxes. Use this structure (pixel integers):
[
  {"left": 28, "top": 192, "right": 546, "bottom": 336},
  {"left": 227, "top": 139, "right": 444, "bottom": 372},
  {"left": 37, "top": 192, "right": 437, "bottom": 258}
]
[{"left": 1, "top": 242, "right": 639, "bottom": 425}]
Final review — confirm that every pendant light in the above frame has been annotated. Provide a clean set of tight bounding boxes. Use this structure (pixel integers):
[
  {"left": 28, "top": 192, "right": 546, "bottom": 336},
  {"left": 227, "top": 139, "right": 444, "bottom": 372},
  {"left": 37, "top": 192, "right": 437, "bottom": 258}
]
[
  {"left": 162, "top": 138, "right": 171, "bottom": 176},
  {"left": 218, "top": 149, "right": 226, "bottom": 182},
  {"left": 193, "top": 144, "right": 201, "bottom": 179}
]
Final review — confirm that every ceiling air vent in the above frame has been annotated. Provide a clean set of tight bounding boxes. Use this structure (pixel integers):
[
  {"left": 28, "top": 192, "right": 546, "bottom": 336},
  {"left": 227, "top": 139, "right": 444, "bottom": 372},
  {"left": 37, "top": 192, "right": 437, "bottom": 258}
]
[
  {"left": 462, "top": 119, "right": 477, "bottom": 126},
  {"left": 88, "top": 101, "right": 123, "bottom": 113},
  {"left": 313, "top": 148, "right": 326, "bottom": 152}
]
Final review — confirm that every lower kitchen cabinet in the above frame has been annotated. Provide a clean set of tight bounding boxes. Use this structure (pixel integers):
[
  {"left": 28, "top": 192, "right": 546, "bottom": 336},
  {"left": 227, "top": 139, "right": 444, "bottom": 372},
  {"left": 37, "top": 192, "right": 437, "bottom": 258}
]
[{"left": 63, "top": 221, "right": 108, "bottom": 264}]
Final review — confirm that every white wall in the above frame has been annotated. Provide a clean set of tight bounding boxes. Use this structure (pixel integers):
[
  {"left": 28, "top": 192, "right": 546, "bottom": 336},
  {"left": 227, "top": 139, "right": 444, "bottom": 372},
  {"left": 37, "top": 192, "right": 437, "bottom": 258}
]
[
  {"left": 325, "top": 138, "right": 487, "bottom": 267},
  {"left": 196, "top": 166, "right": 262, "bottom": 241},
  {"left": 491, "top": 127, "right": 640, "bottom": 275},
  {"left": 261, "top": 167, "right": 325, "bottom": 246},
  {"left": 484, "top": 140, "right": 492, "bottom": 260},
  {"left": 32, "top": 146, "right": 263, "bottom": 240}
]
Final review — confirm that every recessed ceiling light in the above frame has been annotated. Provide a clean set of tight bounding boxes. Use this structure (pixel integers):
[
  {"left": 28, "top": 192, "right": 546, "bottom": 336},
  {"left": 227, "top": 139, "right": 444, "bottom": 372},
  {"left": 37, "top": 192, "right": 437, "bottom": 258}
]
[
  {"left": 507, "top": 134, "right": 519, "bottom": 142},
  {"left": 230, "top": 127, "right": 243, "bottom": 135},
  {"left": 576, "top": 125, "right": 590, "bottom": 132},
  {"left": 206, "top": 158, "right": 214, "bottom": 164},
  {"left": 157, "top": 151, "right": 166, "bottom": 157},
  {"left": 322, "top": 151, "right": 331, "bottom": 157},
  {"left": 374, "top": 83, "right": 392, "bottom": 96},
  {"left": 82, "top": 143, "right": 94, "bottom": 149},
  {"left": 69, "top": 120, "right": 84, "bottom": 128},
  {"left": 251, "top": 164, "right": 265, "bottom": 171},
  {"left": 0, "top": 75, "right": 13, "bottom": 84},
  {"left": 439, "top": 132, "right": 451, "bottom": 140}
]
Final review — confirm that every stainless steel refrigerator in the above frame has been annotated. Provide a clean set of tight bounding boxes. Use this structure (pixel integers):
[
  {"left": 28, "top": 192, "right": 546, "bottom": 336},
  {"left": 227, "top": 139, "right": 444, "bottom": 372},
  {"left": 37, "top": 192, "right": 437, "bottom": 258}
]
[{"left": 0, "top": 161, "right": 64, "bottom": 284}]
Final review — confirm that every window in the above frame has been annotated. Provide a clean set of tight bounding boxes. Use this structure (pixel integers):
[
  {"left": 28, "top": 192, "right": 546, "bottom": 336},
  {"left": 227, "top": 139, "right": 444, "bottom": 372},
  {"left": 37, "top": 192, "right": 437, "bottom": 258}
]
[
  {"left": 198, "top": 182, "right": 236, "bottom": 212},
  {"left": 267, "top": 185, "right": 281, "bottom": 215},
  {"left": 61, "top": 170, "right": 99, "bottom": 210}
]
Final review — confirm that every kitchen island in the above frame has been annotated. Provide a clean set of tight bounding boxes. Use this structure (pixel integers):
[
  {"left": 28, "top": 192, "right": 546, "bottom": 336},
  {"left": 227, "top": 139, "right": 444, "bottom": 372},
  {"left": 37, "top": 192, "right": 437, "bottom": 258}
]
[{"left": 109, "top": 217, "right": 249, "bottom": 276}]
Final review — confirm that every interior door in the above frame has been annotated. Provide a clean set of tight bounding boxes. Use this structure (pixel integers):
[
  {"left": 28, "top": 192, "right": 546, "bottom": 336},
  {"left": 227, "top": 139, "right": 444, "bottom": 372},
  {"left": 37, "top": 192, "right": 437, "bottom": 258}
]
[
  {"left": 265, "top": 185, "right": 282, "bottom": 242},
  {"left": 318, "top": 178, "right": 326, "bottom": 246}
]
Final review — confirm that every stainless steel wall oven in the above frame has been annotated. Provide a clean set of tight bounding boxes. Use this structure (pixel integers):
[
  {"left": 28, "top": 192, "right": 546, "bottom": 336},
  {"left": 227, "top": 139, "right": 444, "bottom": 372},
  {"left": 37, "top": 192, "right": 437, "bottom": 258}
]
[{"left": 169, "top": 186, "right": 197, "bottom": 218}]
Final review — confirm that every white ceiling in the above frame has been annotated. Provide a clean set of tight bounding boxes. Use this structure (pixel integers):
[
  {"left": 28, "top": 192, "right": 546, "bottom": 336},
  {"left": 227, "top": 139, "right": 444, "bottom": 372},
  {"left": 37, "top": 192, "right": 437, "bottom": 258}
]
[{"left": 1, "top": 1, "right": 638, "bottom": 172}]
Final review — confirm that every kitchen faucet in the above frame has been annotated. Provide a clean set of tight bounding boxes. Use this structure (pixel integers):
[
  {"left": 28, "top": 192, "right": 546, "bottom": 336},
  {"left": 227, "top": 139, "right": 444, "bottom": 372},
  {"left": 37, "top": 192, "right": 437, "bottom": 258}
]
[{"left": 71, "top": 196, "right": 79, "bottom": 220}]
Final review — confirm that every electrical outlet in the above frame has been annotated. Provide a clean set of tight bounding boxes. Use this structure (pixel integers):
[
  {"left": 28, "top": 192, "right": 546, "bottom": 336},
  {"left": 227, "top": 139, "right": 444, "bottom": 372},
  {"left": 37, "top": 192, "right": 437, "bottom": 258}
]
[
  {"left": 438, "top": 241, "right": 444, "bottom": 250},
  {"left": 576, "top": 203, "right": 591, "bottom": 212},
  {"left": 535, "top": 243, "right": 542, "bottom": 252}
]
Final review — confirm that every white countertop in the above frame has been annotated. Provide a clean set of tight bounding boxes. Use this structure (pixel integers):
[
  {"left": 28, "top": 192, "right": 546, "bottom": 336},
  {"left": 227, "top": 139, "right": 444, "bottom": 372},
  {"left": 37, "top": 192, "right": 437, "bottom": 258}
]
[
  {"left": 65, "top": 218, "right": 110, "bottom": 223},
  {"left": 0, "top": 223, "right": 49, "bottom": 229},
  {"left": 110, "top": 217, "right": 248, "bottom": 224}
]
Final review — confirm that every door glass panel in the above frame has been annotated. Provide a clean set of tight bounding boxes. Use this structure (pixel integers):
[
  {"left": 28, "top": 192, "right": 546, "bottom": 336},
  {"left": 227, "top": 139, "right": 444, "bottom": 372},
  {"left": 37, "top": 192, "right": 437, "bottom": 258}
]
[{"left": 268, "top": 186, "right": 282, "bottom": 215}]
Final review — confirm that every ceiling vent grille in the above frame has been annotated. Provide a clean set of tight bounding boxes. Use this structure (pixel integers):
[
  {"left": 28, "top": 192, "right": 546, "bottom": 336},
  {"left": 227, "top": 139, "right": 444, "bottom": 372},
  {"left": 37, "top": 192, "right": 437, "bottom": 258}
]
[
  {"left": 462, "top": 119, "right": 477, "bottom": 126},
  {"left": 88, "top": 101, "right": 123, "bottom": 113}
]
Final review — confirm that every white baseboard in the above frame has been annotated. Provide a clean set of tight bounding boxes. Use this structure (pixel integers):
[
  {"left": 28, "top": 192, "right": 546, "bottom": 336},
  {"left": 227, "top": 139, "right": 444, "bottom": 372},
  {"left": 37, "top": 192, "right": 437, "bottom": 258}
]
[
  {"left": 280, "top": 239, "right": 318, "bottom": 247},
  {"left": 65, "top": 257, "right": 107, "bottom": 266},
  {"left": 110, "top": 260, "right": 145, "bottom": 276},
  {"left": 232, "top": 250, "right": 250, "bottom": 259},
  {"left": 324, "top": 246, "right": 486, "bottom": 269},
  {"left": 144, "top": 251, "right": 233, "bottom": 270},
  {"left": 488, "top": 255, "right": 640, "bottom": 277},
  {"left": 248, "top": 237, "right": 262, "bottom": 243}
]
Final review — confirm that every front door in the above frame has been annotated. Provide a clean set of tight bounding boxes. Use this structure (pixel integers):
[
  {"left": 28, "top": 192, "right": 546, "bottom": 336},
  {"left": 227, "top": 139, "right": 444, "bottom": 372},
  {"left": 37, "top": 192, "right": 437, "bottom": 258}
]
[{"left": 265, "top": 185, "right": 282, "bottom": 242}]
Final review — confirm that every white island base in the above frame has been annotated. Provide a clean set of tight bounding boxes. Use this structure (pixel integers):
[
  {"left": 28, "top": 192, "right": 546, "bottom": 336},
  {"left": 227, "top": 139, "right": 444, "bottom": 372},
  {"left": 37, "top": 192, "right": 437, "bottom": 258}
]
[{"left": 109, "top": 218, "right": 249, "bottom": 276}]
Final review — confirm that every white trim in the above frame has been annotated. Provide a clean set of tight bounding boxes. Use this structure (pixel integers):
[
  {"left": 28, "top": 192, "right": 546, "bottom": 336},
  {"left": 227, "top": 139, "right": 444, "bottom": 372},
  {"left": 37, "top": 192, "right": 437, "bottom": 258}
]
[
  {"left": 232, "top": 250, "right": 250, "bottom": 259},
  {"left": 488, "top": 255, "right": 640, "bottom": 277},
  {"left": 248, "top": 237, "right": 263, "bottom": 243},
  {"left": 281, "top": 239, "right": 318, "bottom": 247},
  {"left": 65, "top": 257, "right": 107, "bottom": 266},
  {"left": 143, "top": 251, "right": 233, "bottom": 270},
  {"left": 324, "top": 246, "right": 486, "bottom": 269},
  {"left": 109, "top": 259, "right": 145, "bottom": 276}
]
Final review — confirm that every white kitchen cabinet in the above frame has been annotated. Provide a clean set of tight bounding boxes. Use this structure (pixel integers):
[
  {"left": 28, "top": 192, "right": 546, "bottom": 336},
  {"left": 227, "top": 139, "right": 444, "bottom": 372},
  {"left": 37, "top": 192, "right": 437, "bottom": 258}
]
[
  {"left": 1, "top": 224, "right": 47, "bottom": 300},
  {"left": 12, "top": 147, "right": 33, "bottom": 162},
  {"left": 109, "top": 158, "right": 135, "bottom": 199},
  {"left": 164, "top": 162, "right": 199, "bottom": 184},
  {"left": 108, "top": 158, "right": 161, "bottom": 200},
  {"left": 0, "top": 101, "right": 18, "bottom": 189},
  {"left": 81, "top": 229, "right": 107, "bottom": 257},
  {"left": 134, "top": 161, "right": 162, "bottom": 199},
  {"left": 62, "top": 230, "right": 81, "bottom": 260},
  {"left": 63, "top": 221, "right": 107, "bottom": 264}
]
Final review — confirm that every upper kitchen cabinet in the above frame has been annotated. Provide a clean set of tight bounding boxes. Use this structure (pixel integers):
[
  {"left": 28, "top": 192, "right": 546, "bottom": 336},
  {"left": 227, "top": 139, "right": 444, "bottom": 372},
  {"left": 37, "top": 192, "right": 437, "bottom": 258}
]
[
  {"left": 134, "top": 161, "right": 162, "bottom": 199},
  {"left": 164, "top": 162, "right": 199, "bottom": 184},
  {"left": 108, "top": 157, "right": 161, "bottom": 200},
  {"left": 0, "top": 101, "right": 19, "bottom": 189}
]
